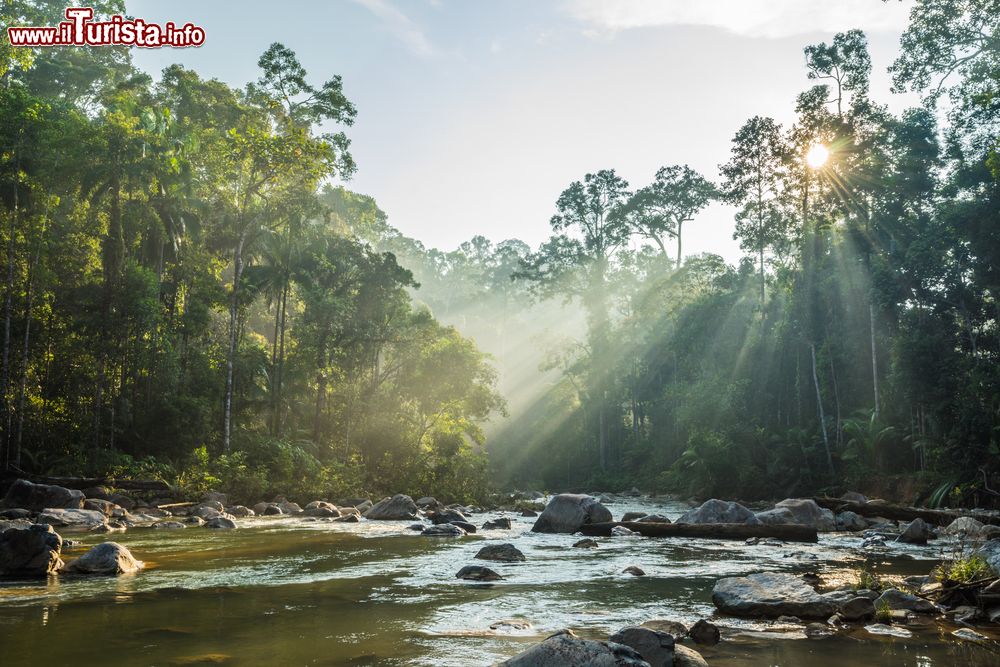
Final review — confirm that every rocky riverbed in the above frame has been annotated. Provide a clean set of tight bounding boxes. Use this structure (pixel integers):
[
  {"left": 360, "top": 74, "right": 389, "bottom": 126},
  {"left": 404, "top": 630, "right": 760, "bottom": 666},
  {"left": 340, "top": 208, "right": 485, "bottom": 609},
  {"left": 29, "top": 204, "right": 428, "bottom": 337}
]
[{"left": 2, "top": 480, "right": 1000, "bottom": 665}]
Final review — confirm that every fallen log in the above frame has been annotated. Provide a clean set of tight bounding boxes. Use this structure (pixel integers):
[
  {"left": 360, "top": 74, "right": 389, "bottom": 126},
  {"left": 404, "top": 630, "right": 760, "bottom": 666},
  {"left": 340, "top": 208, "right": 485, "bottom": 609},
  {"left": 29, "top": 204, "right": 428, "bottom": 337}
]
[
  {"left": 9, "top": 474, "right": 172, "bottom": 493},
  {"left": 812, "top": 497, "right": 1000, "bottom": 527},
  {"left": 580, "top": 521, "right": 818, "bottom": 543}
]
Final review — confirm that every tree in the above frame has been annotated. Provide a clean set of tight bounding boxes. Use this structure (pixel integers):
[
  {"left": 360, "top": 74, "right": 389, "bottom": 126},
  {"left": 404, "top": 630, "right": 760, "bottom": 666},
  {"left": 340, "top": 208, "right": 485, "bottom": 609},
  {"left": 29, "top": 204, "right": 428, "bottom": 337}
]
[
  {"left": 626, "top": 165, "right": 717, "bottom": 269},
  {"left": 720, "top": 117, "right": 790, "bottom": 304}
]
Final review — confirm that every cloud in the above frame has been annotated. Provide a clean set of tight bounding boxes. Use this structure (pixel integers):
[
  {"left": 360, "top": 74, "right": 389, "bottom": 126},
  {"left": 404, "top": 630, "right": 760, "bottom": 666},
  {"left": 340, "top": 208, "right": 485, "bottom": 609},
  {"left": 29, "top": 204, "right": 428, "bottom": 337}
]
[
  {"left": 351, "top": 0, "right": 436, "bottom": 56},
  {"left": 561, "top": 0, "right": 913, "bottom": 39}
]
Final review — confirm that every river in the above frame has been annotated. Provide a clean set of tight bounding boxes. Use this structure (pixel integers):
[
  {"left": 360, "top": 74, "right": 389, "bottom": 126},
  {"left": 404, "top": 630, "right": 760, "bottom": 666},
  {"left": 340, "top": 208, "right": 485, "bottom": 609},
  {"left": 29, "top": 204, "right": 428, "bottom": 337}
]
[{"left": 2, "top": 497, "right": 999, "bottom": 665}]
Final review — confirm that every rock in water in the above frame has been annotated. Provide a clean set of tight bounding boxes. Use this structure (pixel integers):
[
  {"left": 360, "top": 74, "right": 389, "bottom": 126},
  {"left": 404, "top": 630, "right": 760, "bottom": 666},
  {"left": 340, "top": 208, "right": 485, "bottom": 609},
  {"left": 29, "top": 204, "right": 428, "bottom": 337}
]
[
  {"left": 530, "top": 494, "right": 612, "bottom": 534},
  {"left": 421, "top": 523, "right": 466, "bottom": 537},
  {"left": 475, "top": 543, "right": 525, "bottom": 562},
  {"left": 623, "top": 565, "right": 646, "bottom": 576},
  {"left": 483, "top": 517, "right": 513, "bottom": 530},
  {"left": 874, "top": 588, "right": 938, "bottom": 614},
  {"left": 837, "top": 596, "right": 875, "bottom": 621},
  {"left": 768, "top": 498, "right": 836, "bottom": 532},
  {"left": 456, "top": 565, "right": 503, "bottom": 581},
  {"left": 152, "top": 521, "right": 186, "bottom": 530},
  {"left": 36, "top": 508, "right": 108, "bottom": 530},
  {"left": 612, "top": 526, "right": 637, "bottom": 536},
  {"left": 573, "top": 538, "right": 599, "bottom": 548},
  {"left": 364, "top": 494, "right": 418, "bottom": 520},
  {"left": 674, "top": 645, "right": 709, "bottom": 667},
  {"left": 0, "top": 523, "right": 64, "bottom": 576},
  {"left": 499, "top": 629, "right": 651, "bottom": 666},
  {"left": 3, "top": 479, "right": 85, "bottom": 511},
  {"left": 66, "top": 542, "right": 142, "bottom": 574},
  {"left": 637, "top": 514, "right": 672, "bottom": 524},
  {"left": 608, "top": 626, "right": 674, "bottom": 667},
  {"left": 688, "top": 619, "right": 720, "bottom": 645},
  {"left": 430, "top": 508, "right": 468, "bottom": 525},
  {"left": 205, "top": 517, "right": 237, "bottom": 529},
  {"left": 836, "top": 511, "right": 867, "bottom": 532},
  {"left": 712, "top": 572, "right": 838, "bottom": 619},
  {"left": 621, "top": 512, "right": 647, "bottom": 522},
  {"left": 896, "top": 518, "right": 934, "bottom": 544},
  {"left": 450, "top": 520, "right": 477, "bottom": 534},
  {"left": 676, "top": 499, "right": 760, "bottom": 525}
]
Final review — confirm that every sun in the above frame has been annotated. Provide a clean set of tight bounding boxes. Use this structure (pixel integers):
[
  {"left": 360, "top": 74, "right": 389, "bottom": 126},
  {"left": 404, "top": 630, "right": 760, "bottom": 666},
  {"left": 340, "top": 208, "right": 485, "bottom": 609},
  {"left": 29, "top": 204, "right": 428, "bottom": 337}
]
[{"left": 806, "top": 144, "right": 829, "bottom": 169}]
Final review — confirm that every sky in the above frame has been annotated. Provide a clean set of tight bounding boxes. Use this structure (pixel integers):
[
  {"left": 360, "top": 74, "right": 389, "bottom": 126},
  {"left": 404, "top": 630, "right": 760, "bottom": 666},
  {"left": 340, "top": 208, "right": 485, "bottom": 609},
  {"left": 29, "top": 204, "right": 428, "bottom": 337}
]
[{"left": 127, "top": 0, "right": 920, "bottom": 263}]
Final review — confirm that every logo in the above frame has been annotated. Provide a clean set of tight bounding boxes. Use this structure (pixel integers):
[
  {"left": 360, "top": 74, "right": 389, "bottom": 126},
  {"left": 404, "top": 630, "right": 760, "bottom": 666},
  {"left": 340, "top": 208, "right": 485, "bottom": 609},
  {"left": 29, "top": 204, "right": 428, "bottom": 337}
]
[{"left": 7, "top": 7, "right": 205, "bottom": 48}]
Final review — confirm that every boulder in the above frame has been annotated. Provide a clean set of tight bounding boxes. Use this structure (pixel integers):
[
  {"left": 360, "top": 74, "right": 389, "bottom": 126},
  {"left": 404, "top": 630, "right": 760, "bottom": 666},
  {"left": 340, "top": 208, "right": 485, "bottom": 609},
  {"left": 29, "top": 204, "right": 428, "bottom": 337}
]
[
  {"left": 431, "top": 508, "right": 468, "bottom": 525},
  {"left": 712, "top": 572, "right": 838, "bottom": 619},
  {"left": 3, "top": 479, "right": 84, "bottom": 511},
  {"left": 36, "top": 508, "right": 108, "bottom": 530},
  {"left": 674, "top": 645, "right": 708, "bottom": 667},
  {"left": 226, "top": 505, "right": 254, "bottom": 518},
  {"left": 261, "top": 504, "right": 283, "bottom": 516},
  {"left": 613, "top": 526, "right": 637, "bottom": 537},
  {"left": 252, "top": 501, "right": 270, "bottom": 515},
  {"left": 0, "top": 523, "right": 63, "bottom": 576},
  {"left": 451, "top": 520, "right": 477, "bottom": 534},
  {"left": 65, "top": 541, "right": 142, "bottom": 574},
  {"left": 637, "top": 514, "right": 672, "bottom": 524},
  {"left": 874, "top": 588, "right": 938, "bottom": 614},
  {"left": 896, "top": 518, "right": 934, "bottom": 544},
  {"left": 456, "top": 565, "right": 503, "bottom": 581},
  {"left": 676, "top": 499, "right": 760, "bottom": 525},
  {"left": 83, "top": 498, "right": 119, "bottom": 515},
  {"left": 688, "top": 619, "right": 719, "bottom": 646},
  {"left": 770, "top": 499, "right": 836, "bottom": 531},
  {"left": 476, "top": 543, "right": 526, "bottom": 562},
  {"left": 641, "top": 620, "right": 688, "bottom": 638},
  {"left": 181, "top": 515, "right": 205, "bottom": 526},
  {"left": 305, "top": 500, "right": 336, "bottom": 511},
  {"left": 608, "top": 626, "right": 674, "bottom": 667},
  {"left": 943, "top": 516, "right": 985, "bottom": 537},
  {"left": 415, "top": 496, "right": 439, "bottom": 508},
  {"left": 152, "top": 521, "right": 186, "bottom": 530},
  {"left": 340, "top": 498, "right": 373, "bottom": 512},
  {"left": 421, "top": 523, "right": 466, "bottom": 537},
  {"left": 333, "top": 514, "right": 360, "bottom": 523},
  {"left": 276, "top": 500, "right": 302, "bottom": 514},
  {"left": 499, "top": 629, "right": 651, "bottom": 666},
  {"left": 365, "top": 494, "right": 418, "bottom": 521},
  {"left": 483, "top": 517, "right": 513, "bottom": 530},
  {"left": 623, "top": 565, "right": 646, "bottom": 576},
  {"left": 205, "top": 517, "right": 237, "bottom": 529},
  {"left": 838, "top": 596, "right": 875, "bottom": 621},
  {"left": 0, "top": 508, "right": 32, "bottom": 519},
  {"left": 573, "top": 538, "right": 599, "bottom": 548},
  {"left": 303, "top": 506, "right": 341, "bottom": 518},
  {"left": 82, "top": 486, "right": 112, "bottom": 500},
  {"left": 531, "top": 494, "right": 613, "bottom": 534},
  {"left": 621, "top": 512, "right": 648, "bottom": 522},
  {"left": 836, "top": 511, "right": 868, "bottom": 532}
]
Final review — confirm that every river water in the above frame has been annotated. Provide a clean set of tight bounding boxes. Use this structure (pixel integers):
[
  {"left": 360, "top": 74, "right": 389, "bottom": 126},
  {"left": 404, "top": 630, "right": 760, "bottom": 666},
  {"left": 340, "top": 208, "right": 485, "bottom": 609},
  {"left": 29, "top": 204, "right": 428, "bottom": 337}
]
[{"left": 2, "top": 497, "right": 999, "bottom": 665}]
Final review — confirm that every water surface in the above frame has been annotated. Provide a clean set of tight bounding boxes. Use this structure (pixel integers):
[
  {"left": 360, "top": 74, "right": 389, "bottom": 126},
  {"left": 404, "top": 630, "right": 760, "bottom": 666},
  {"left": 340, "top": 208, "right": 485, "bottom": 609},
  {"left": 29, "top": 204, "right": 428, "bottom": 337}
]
[{"left": 2, "top": 498, "right": 999, "bottom": 665}]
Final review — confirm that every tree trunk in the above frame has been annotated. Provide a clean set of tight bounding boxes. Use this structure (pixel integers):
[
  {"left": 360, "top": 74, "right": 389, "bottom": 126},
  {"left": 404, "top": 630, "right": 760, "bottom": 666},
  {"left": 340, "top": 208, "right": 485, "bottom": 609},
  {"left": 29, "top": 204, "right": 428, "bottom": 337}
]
[
  {"left": 675, "top": 220, "right": 683, "bottom": 270},
  {"left": 870, "top": 302, "right": 879, "bottom": 417},
  {"left": 274, "top": 281, "right": 288, "bottom": 437},
  {"left": 14, "top": 234, "right": 40, "bottom": 468},
  {"left": 223, "top": 232, "right": 246, "bottom": 453},
  {"left": 810, "top": 342, "right": 832, "bottom": 473},
  {"left": 1, "top": 154, "right": 19, "bottom": 467}
]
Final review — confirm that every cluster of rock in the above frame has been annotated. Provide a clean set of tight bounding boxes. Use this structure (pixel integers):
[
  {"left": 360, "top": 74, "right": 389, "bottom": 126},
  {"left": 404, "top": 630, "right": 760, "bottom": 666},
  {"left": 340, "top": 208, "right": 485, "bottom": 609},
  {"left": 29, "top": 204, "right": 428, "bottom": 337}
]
[{"left": 497, "top": 626, "right": 709, "bottom": 667}]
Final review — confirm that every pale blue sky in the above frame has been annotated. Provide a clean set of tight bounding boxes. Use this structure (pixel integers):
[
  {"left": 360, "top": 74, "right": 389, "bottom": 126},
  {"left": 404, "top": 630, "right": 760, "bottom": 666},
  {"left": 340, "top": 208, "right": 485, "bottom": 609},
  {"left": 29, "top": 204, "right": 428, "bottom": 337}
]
[{"left": 128, "top": 0, "right": 919, "bottom": 262}]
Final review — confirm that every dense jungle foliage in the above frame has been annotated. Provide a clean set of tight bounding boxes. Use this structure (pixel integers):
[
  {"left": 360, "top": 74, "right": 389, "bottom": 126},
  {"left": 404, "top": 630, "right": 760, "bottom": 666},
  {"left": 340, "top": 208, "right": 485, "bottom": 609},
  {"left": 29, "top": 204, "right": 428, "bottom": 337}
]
[{"left": 0, "top": 0, "right": 998, "bottom": 506}]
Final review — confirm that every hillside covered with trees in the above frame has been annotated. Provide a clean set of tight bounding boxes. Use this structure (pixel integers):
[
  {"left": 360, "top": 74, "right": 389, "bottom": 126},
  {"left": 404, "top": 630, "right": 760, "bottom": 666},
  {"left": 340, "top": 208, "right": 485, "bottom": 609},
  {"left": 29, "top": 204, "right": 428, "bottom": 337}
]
[{"left": 0, "top": 0, "right": 998, "bottom": 508}]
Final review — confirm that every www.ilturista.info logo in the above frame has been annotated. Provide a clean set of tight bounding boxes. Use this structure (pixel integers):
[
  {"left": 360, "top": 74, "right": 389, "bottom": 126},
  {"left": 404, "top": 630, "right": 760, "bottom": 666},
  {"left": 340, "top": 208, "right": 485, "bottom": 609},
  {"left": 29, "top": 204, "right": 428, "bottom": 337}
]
[{"left": 7, "top": 7, "right": 205, "bottom": 48}]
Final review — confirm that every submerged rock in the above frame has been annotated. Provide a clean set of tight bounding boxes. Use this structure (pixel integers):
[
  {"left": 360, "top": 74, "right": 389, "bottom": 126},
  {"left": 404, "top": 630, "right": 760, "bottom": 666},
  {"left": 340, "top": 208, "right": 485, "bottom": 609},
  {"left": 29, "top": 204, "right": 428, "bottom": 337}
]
[
  {"left": 421, "top": 523, "right": 466, "bottom": 537},
  {"left": 456, "top": 565, "right": 503, "bottom": 581},
  {"left": 475, "top": 543, "right": 525, "bottom": 562},
  {"left": 65, "top": 541, "right": 142, "bottom": 575},
  {"left": 865, "top": 623, "right": 912, "bottom": 638},
  {"left": 530, "top": 494, "right": 612, "bottom": 534},
  {"left": 0, "top": 523, "right": 63, "bottom": 576},
  {"left": 676, "top": 499, "right": 760, "bottom": 525},
  {"left": 573, "top": 538, "right": 599, "bottom": 548},
  {"left": 608, "top": 626, "right": 673, "bottom": 667},
  {"left": 712, "top": 572, "right": 838, "bottom": 619},
  {"left": 499, "top": 629, "right": 650, "bottom": 666},
  {"left": 623, "top": 565, "right": 646, "bottom": 576},
  {"left": 365, "top": 494, "right": 418, "bottom": 521},
  {"left": 483, "top": 517, "right": 513, "bottom": 530},
  {"left": 2, "top": 479, "right": 84, "bottom": 512}
]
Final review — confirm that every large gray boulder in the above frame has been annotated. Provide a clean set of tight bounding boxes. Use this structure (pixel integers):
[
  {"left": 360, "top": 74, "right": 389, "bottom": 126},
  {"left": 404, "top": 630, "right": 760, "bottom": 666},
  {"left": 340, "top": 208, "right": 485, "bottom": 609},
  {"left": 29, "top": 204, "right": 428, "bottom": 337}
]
[
  {"left": 673, "top": 646, "right": 708, "bottom": 667},
  {"left": 767, "top": 498, "right": 836, "bottom": 531},
  {"left": 65, "top": 541, "right": 142, "bottom": 575},
  {"left": 875, "top": 588, "right": 938, "bottom": 614},
  {"left": 712, "top": 572, "right": 838, "bottom": 619},
  {"left": 0, "top": 523, "right": 63, "bottom": 576},
  {"left": 943, "top": 516, "right": 985, "bottom": 538},
  {"left": 364, "top": 494, "right": 418, "bottom": 520},
  {"left": 676, "top": 499, "right": 760, "bottom": 525},
  {"left": 3, "top": 479, "right": 84, "bottom": 511},
  {"left": 896, "top": 517, "right": 934, "bottom": 544},
  {"left": 499, "top": 629, "right": 651, "bottom": 666},
  {"left": 36, "top": 508, "right": 108, "bottom": 530},
  {"left": 531, "top": 494, "right": 612, "bottom": 534},
  {"left": 836, "top": 510, "right": 868, "bottom": 531},
  {"left": 476, "top": 543, "right": 525, "bottom": 562},
  {"left": 608, "top": 627, "right": 674, "bottom": 667}
]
